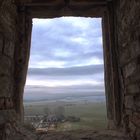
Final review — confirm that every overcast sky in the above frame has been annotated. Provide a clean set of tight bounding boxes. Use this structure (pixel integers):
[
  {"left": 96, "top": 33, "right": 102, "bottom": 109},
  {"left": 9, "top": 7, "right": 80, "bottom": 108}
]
[{"left": 24, "top": 17, "right": 104, "bottom": 100}]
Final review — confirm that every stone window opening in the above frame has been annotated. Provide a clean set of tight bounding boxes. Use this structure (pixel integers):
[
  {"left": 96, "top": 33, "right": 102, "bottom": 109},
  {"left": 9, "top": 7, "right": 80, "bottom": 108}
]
[
  {"left": 1, "top": 0, "right": 140, "bottom": 139},
  {"left": 14, "top": 0, "right": 122, "bottom": 131},
  {"left": 23, "top": 17, "right": 108, "bottom": 131}
]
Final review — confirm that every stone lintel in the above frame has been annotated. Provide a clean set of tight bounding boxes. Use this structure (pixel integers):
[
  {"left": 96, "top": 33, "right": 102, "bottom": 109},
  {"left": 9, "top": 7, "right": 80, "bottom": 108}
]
[{"left": 15, "top": 0, "right": 107, "bottom": 6}]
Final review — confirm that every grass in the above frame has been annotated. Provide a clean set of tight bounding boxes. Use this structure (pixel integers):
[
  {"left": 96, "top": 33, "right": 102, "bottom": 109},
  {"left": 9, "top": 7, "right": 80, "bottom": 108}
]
[{"left": 24, "top": 101, "right": 107, "bottom": 131}]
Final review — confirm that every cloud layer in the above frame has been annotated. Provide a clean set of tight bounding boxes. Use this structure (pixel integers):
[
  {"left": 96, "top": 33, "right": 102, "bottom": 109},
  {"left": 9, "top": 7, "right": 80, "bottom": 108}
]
[
  {"left": 24, "top": 17, "right": 105, "bottom": 100},
  {"left": 28, "top": 64, "right": 103, "bottom": 76}
]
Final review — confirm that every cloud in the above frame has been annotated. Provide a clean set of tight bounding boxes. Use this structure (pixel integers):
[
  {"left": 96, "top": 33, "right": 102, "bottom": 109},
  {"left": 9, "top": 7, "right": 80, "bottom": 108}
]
[
  {"left": 25, "top": 84, "right": 104, "bottom": 95},
  {"left": 24, "top": 17, "right": 105, "bottom": 99},
  {"left": 28, "top": 64, "right": 104, "bottom": 77},
  {"left": 29, "top": 17, "right": 103, "bottom": 68}
]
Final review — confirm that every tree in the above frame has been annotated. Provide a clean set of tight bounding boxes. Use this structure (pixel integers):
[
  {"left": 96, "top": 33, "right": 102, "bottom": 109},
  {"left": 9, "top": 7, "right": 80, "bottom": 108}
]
[
  {"left": 54, "top": 106, "right": 65, "bottom": 121},
  {"left": 44, "top": 107, "right": 50, "bottom": 116}
]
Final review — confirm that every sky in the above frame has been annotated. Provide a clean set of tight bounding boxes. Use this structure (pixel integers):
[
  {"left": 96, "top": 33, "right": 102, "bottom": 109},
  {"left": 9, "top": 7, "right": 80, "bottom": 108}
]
[{"left": 24, "top": 17, "right": 105, "bottom": 100}]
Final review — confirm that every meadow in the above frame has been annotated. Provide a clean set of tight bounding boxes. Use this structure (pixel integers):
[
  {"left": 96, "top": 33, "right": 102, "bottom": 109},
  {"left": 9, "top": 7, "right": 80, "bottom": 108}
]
[{"left": 24, "top": 100, "right": 107, "bottom": 131}]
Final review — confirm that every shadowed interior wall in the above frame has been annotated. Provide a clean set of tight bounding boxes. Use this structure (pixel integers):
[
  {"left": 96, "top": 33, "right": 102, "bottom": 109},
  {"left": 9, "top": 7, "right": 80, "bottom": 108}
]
[
  {"left": 0, "top": 0, "right": 18, "bottom": 127},
  {"left": 114, "top": 0, "right": 140, "bottom": 139},
  {"left": 0, "top": 0, "right": 32, "bottom": 123}
]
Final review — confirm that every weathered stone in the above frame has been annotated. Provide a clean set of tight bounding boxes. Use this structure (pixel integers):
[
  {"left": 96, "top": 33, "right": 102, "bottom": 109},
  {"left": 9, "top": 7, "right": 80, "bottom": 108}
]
[
  {"left": 125, "top": 96, "right": 134, "bottom": 109},
  {"left": 129, "top": 121, "right": 136, "bottom": 132},
  {"left": 4, "top": 39, "right": 15, "bottom": 58},
  {"left": 0, "top": 98, "right": 5, "bottom": 110},
  {"left": 119, "top": 48, "right": 130, "bottom": 66},
  {"left": 0, "top": 110, "right": 17, "bottom": 124},
  {"left": 136, "top": 128, "right": 140, "bottom": 140},
  {"left": 134, "top": 95, "right": 140, "bottom": 109},
  {"left": 125, "top": 71, "right": 140, "bottom": 86},
  {"left": 0, "top": 55, "right": 11, "bottom": 76},
  {"left": 0, "top": 76, "right": 11, "bottom": 97},
  {"left": 129, "top": 121, "right": 137, "bottom": 138},
  {"left": 123, "top": 60, "right": 137, "bottom": 78},
  {"left": 126, "top": 84, "right": 140, "bottom": 95},
  {"left": 125, "top": 109, "right": 133, "bottom": 116},
  {"left": 131, "top": 113, "right": 140, "bottom": 128},
  {"left": 0, "top": 0, "right": 140, "bottom": 140},
  {"left": 117, "top": 1, "right": 140, "bottom": 138},
  {"left": 129, "top": 41, "right": 140, "bottom": 59},
  {"left": 0, "top": 33, "right": 4, "bottom": 52}
]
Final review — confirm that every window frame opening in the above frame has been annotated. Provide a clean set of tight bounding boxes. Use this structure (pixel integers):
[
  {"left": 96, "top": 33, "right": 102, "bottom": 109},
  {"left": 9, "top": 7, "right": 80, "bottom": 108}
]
[
  {"left": 15, "top": 0, "right": 122, "bottom": 130},
  {"left": 23, "top": 17, "right": 106, "bottom": 129}
]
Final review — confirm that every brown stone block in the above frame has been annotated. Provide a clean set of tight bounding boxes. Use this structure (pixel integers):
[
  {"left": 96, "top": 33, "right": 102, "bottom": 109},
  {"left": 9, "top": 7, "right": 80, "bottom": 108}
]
[
  {"left": 0, "top": 98, "right": 14, "bottom": 110},
  {"left": 119, "top": 48, "right": 130, "bottom": 66},
  {"left": 4, "top": 39, "right": 15, "bottom": 58},
  {"left": 126, "top": 84, "right": 140, "bottom": 95},
  {"left": 134, "top": 94, "right": 140, "bottom": 109},
  {"left": 0, "top": 110, "right": 17, "bottom": 124},
  {"left": 125, "top": 96, "right": 134, "bottom": 109},
  {"left": 123, "top": 57, "right": 140, "bottom": 79},
  {"left": 125, "top": 109, "right": 133, "bottom": 116},
  {"left": 5, "top": 98, "right": 14, "bottom": 109},
  {"left": 0, "top": 55, "right": 11, "bottom": 76},
  {"left": 136, "top": 128, "right": 140, "bottom": 140},
  {"left": 131, "top": 113, "right": 140, "bottom": 128},
  {"left": 129, "top": 121, "right": 137, "bottom": 137},
  {"left": 0, "top": 98, "right": 5, "bottom": 110},
  {"left": 123, "top": 61, "right": 137, "bottom": 79},
  {"left": 129, "top": 40, "right": 140, "bottom": 59},
  {"left": 125, "top": 71, "right": 140, "bottom": 86},
  {"left": 0, "top": 33, "right": 4, "bottom": 52},
  {"left": 0, "top": 76, "right": 11, "bottom": 97}
]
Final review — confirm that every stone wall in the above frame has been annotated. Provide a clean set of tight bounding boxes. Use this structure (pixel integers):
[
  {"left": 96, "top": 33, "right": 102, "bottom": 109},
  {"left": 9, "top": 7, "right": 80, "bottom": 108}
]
[
  {"left": 0, "top": 0, "right": 140, "bottom": 139},
  {"left": 114, "top": 0, "right": 140, "bottom": 139},
  {"left": 0, "top": 0, "right": 17, "bottom": 121},
  {"left": 0, "top": 0, "right": 19, "bottom": 138},
  {"left": 0, "top": 0, "right": 33, "bottom": 139}
]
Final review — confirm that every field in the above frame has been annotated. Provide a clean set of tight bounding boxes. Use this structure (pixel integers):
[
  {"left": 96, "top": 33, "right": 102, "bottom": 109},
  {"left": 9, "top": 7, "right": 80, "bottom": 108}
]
[{"left": 24, "top": 100, "right": 107, "bottom": 131}]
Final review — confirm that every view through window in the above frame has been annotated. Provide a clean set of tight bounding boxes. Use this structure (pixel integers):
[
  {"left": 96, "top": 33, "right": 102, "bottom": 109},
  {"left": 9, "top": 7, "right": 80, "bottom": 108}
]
[{"left": 24, "top": 17, "right": 107, "bottom": 132}]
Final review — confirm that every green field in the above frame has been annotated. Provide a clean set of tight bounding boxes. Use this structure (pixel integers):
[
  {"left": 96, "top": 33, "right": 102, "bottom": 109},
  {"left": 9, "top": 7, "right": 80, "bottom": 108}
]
[{"left": 24, "top": 101, "right": 107, "bottom": 131}]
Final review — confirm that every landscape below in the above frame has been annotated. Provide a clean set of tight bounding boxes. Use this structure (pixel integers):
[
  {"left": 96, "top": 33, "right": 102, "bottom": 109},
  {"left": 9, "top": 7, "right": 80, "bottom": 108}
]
[{"left": 24, "top": 94, "right": 107, "bottom": 133}]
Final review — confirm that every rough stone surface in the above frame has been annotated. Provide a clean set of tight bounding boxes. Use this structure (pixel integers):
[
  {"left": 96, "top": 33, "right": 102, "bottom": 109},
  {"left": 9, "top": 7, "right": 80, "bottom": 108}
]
[
  {"left": 4, "top": 39, "right": 15, "bottom": 58},
  {"left": 0, "top": 33, "right": 4, "bottom": 52},
  {"left": 0, "top": 0, "right": 140, "bottom": 140},
  {"left": 115, "top": 0, "right": 140, "bottom": 139},
  {"left": 0, "top": 55, "right": 11, "bottom": 76},
  {"left": 37, "top": 130, "right": 130, "bottom": 140}
]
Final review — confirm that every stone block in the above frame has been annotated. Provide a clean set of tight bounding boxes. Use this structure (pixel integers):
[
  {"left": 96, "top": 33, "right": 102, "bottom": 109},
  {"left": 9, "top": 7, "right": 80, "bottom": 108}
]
[
  {"left": 129, "top": 40, "right": 140, "bottom": 59},
  {"left": 134, "top": 95, "right": 140, "bottom": 109},
  {"left": 136, "top": 128, "right": 140, "bottom": 140},
  {"left": 4, "top": 39, "right": 15, "bottom": 58},
  {"left": 0, "top": 98, "right": 14, "bottom": 110},
  {"left": 125, "top": 109, "right": 133, "bottom": 116},
  {"left": 0, "top": 34, "right": 4, "bottom": 52},
  {"left": 129, "top": 121, "right": 137, "bottom": 137},
  {"left": 125, "top": 96, "right": 134, "bottom": 109},
  {"left": 0, "top": 76, "right": 11, "bottom": 97},
  {"left": 0, "top": 55, "right": 11, "bottom": 76},
  {"left": 131, "top": 113, "right": 140, "bottom": 128},
  {"left": 125, "top": 71, "right": 140, "bottom": 86},
  {"left": 126, "top": 84, "right": 140, "bottom": 95},
  {"left": 119, "top": 48, "right": 130, "bottom": 66},
  {"left": 0, "top": 110, "right": 17, "bottom": 124},
  {"left": 123, "top": 61, "right": 137, "bottom": 78}
]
